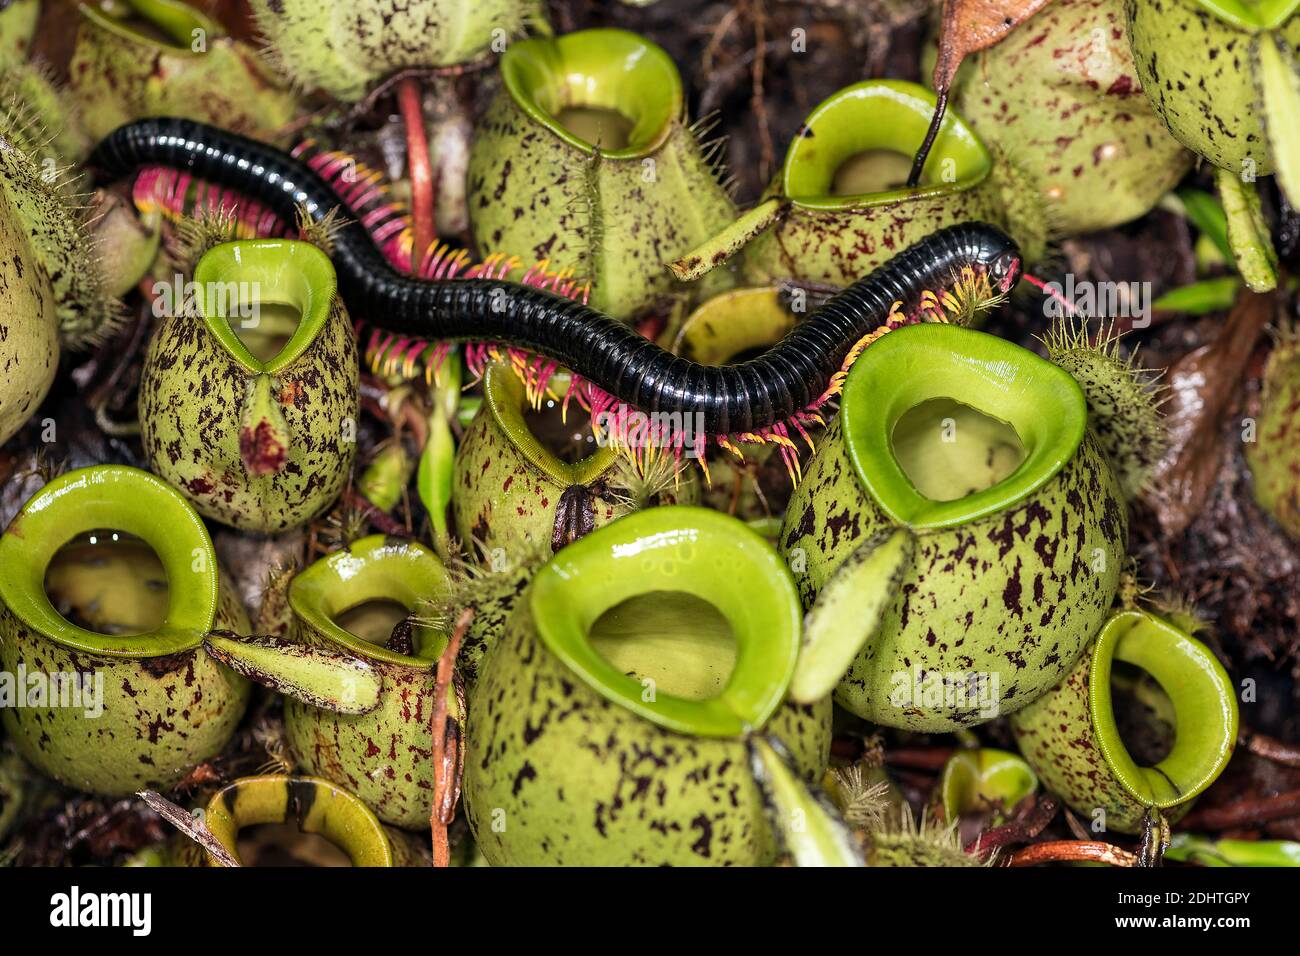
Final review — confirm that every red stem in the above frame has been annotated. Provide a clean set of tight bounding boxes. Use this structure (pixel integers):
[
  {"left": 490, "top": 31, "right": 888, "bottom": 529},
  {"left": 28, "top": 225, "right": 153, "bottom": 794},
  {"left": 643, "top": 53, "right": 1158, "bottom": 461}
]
[
  {"left": 966, "top": 795, "right": 1060, "bottom": 857},
  {"left": 397, "top": 76, "right": 434, "bottom": 274},
  {"left": 1004, "top": 840, "right": 1138, "bottom": 867},
  {"left": 430, "top": 607, "right": 472, "bottom": 867}
]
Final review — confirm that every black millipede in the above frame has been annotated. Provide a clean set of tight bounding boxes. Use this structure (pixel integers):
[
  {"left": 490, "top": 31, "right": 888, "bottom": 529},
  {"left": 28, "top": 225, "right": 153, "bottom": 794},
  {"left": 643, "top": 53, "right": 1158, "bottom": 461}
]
[{"left": 90, "top": 117, "right": 1024, "bottom": 437}]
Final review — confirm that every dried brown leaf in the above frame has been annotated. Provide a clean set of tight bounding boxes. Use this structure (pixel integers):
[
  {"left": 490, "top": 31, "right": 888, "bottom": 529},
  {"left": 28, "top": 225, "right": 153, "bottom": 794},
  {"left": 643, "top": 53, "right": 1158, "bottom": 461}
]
[
  {"left": 932, "top": 0, "right": 1054, "bottom": 90},
  {"left": 1144, "top": 290, "right": 1274, "bottom": 535},
  {"left": 137, "top": 790, "right": 240, "bottom": 867},
  {"left": 909, "top": 0, "right": 1052, "bottom": 185}
]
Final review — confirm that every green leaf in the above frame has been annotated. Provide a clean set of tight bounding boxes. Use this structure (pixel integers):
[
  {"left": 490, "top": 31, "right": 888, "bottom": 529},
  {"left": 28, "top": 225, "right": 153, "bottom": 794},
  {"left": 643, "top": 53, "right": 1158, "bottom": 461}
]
[
  {"left": 1193, "top": 233, "right": 1229, "bottom": 271},
  {"left": 749, "top": 736, "right": 865, "bottom": 867},
  {"left": 1152, "top": 276, "right": 1243, "bottom": 315},
  {"left": 1176, "top": 188, "right": 1232, "bottom": 264},
  {"left": 356, "top": 443, "right": 411, "bottom": 512},
  {"left": 456, "top": 396, "right": 481, "bottom": 430},
  {"left": 1216, "top": 167, "right": 1278, "bottom": 292},
  {"left": 435, "top": 351, "right": 463, "bottom": 421},
  {"left": 1258, "top": 32, "right": 1300, "bottom": 212},
  {"left": 789, "top": 528, "right": 913, "bottom": 703},
  {"left": 418, "top": 406, "right": 456, "bottom": 556},
  {"left": 1166, "top": 833, "right": 1300, "bottom": 867}
]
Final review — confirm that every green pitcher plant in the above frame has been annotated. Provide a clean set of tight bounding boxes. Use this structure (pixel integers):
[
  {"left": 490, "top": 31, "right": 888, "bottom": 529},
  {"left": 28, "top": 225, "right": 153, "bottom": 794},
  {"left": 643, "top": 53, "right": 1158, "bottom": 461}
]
[
  {"left": 203, "top": 535, "right": 451, "bottom": 830},
  {"left": 70, "top": 0, "right": 299, "bottom": 143},
  {"left": 452, "top": 362, "right": 695, "bottom": 558},
  {"left": 1128, "top": 0, "right": 1300, "bottom": 289},
  {"left": 463, "top": 507, "right": 839, "bottom": 866},
  {"left": 0, "top": 466, "right": 252, "bottom": 796},
  {"left": 1011, "top": 608, "right": 1238, "bottom": 833},
  {"left": 941, "top": 0, "right": 1193, "bottom": 235},
  {"left": 251, "top": 0, "right": 548, "bottom": 103},
  {"left": 201, "top": 775, "right": 430, "bottom": 866},
  {"left": 0, "top": 86, "right": 119, "bottom": 445},
  {"left": 673, "top": 79, "right": 1045, "bottom": 289},
  {"left": 0, "top": 60, "right": 93, "bottom": 168},
  {"left": 781, "top": 323, "right": 1129, "bottom": 732},
  {"left": 0, "top": 179, "right": 58, "bottom": 448},
  {"left": 1245, "top": 325, "right": 1300, "bottom": 539},
  {"left": 128, "top": 775, "right": 428, "bottom": 866},
  {"left": 467, "top": 28, "right": 736, "bottom": 319},
  {"left": 935, "top": 747, "right": 1039, "bottom": 825},
  {"left": 139, "top": 239, "right": 359, "bottom": 533}
]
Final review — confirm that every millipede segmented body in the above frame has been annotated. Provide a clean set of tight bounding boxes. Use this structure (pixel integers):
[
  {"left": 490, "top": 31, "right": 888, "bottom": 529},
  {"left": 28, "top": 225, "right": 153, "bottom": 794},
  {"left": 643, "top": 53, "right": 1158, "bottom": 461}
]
[{"left": 91, "top": 118, "right": 1023, "bottom": 435}]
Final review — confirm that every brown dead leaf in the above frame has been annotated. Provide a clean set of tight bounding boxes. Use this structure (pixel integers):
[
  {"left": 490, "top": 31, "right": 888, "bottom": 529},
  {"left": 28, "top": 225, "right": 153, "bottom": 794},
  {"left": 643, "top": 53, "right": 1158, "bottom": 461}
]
[
  {"left": 1144, "top": 289, "right": 1275, "bottom": 536},
  {"left": 932, "top": 0, "right": 1054, "bottom": 90},
  {"left": 908, "top": 0, "right": 1053, "bottom": 186},
  {"left": 137, "top": 790, "right": 240, "bottom": 867}
]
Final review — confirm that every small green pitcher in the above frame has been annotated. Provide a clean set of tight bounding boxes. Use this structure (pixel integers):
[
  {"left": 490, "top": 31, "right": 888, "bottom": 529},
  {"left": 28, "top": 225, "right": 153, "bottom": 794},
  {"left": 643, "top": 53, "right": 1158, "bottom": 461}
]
[
  {"left": 205, "top": 535, "right": 452, "bottom": 829},
  {"left": 0, "top": 465, "right": 251, "bottom": 795}
]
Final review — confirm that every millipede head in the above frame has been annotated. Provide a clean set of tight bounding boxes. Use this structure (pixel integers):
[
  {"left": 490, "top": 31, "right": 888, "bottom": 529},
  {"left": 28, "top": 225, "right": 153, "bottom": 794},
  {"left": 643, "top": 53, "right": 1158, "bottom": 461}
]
[{"left": 987, "top": 248, "right": 1023, "bottom": 293}]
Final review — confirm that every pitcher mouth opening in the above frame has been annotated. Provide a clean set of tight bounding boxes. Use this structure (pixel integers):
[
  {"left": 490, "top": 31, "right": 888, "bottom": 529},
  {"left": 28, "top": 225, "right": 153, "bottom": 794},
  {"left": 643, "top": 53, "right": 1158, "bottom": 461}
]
[
  {"left": 193, "top": 239, "right": 336, "bottom": 374},
  {"left": 499, "top": 28, "right": 683, "bottom": 160},
  {"left": 589, "top": 591, "right": 738, "bottom": 702},
  {"left": 44, "top": 531, "right": 170, "bottom": 637},
  {"left": 521, "top": 396, "right": 599, "bottom": 466},
  {"left": 0, "top": 465, "right": 217, "bottom": 657},
  {"left": 781, "top": 80, "right": 993, "bottom": 212},
  {"left": 203, "top": 775, "right": 392, "bottom": 867},
  {"left": 528, "top": 506, "right": 800, "bottom": 737},
  {"left": 485, "top": 362, "right": 617, "bottom": 485},
  {"left": 1110, "top": 661, "right": 1177, "bottom": 767},
  {"left": 840, "top": 323, "right": 1087, "bottom": 530},
  {"left": 668, "top": 287, "right": 798, "bottom": 366},
  {"left": 334, "top": 599, "right": 412, "bottom": 647},
  {"left": 1089, "top": 610, "right": 1238, "bottom": 810},
  {"left": 891, "top": 398, "right": 1027, "bottom": 503},
  {"left": 288, "top": 534, "right": 451, "bottom": 667}
]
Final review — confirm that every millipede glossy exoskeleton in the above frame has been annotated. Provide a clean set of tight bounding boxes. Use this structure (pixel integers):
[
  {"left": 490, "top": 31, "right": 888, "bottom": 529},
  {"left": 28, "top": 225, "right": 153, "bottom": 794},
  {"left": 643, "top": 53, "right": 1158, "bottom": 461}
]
[{"left": 91, "top": 118, "right": 1023, "bottom": 442}]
